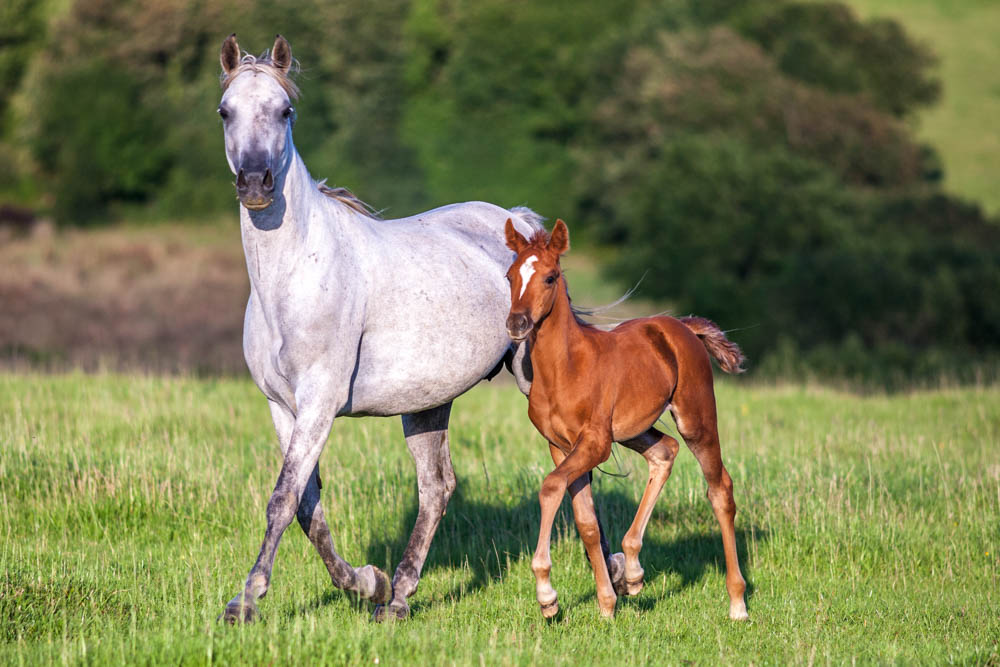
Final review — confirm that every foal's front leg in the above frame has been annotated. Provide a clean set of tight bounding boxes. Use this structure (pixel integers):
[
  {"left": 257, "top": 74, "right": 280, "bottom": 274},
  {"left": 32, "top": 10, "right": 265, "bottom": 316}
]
[
  {"left": 547, "top": 443, "right": 619, "bottom": 618},
  {"left": 532, "top": 433, "right": 612, "bottom": 618}
]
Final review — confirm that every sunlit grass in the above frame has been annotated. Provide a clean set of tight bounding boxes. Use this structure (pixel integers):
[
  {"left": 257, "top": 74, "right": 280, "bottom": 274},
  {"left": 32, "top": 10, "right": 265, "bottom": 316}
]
[{"left": 1, "top": 373, "right": 997, "bottom": 664}]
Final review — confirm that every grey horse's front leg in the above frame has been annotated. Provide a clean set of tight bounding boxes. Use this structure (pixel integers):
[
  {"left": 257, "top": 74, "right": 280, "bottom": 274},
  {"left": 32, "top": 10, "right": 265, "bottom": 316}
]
[
  {"left": 220, "top": 396, "right": 347, "bottom": 623},
  {"left": 266, "top": 401, "right": 390, "bottom": 605},
  {"left": 373, "top": 402, "right": 455, "bottom": 621}
]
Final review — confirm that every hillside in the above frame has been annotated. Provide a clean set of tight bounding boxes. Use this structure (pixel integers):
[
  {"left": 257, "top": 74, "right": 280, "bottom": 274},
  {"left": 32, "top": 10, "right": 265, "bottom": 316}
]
[{"left": 844, "top": 0, "right": 1000, "bottom": 214}]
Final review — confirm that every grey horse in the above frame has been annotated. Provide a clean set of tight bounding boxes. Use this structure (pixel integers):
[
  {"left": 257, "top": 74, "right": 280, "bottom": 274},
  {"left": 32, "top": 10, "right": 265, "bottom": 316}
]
[{"left": 216, "top": 34, "right": 536, "bottom": 622}]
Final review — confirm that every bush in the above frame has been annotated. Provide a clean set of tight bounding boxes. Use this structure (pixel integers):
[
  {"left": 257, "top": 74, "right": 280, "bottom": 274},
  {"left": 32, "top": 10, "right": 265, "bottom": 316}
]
[{"left": 29, "top": 62, "right": 171, "bottom": 224}]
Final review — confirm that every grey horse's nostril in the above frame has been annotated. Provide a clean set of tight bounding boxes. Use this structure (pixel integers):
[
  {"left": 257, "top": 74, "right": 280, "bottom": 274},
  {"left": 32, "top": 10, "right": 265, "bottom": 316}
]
[
  {"left": 263, "top": 169, "right": 274, "bottom": 190},
  {"left": 237, "top": 169, "right": 248, "bottom": 189}
]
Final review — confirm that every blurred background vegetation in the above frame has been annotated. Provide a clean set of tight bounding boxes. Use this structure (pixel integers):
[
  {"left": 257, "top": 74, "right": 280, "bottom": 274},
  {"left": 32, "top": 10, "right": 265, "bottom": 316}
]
[{"left": 0, "top": 0, "right": 998, "bottom": 387}]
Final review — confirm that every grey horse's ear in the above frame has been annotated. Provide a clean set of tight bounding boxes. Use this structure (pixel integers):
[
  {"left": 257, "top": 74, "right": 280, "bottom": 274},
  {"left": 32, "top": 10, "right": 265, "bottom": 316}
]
[
  {"left": 221, "top": 33, "right": 241, "bottom": 76},
  {"left": 548, "top": 219, "right": 570, "bottom": 255},
  {"left": 504, "top": 218, "right": 528, "bottom": 253},
  {"left": 271, "top": 34, "right": 292, "bottom": 74}
]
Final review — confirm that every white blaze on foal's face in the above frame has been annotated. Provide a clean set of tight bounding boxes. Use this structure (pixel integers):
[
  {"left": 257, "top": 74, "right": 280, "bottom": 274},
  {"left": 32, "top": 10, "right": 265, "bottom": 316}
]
[{"left": 518, "top": 255, "right": 539, "bottom": 299}]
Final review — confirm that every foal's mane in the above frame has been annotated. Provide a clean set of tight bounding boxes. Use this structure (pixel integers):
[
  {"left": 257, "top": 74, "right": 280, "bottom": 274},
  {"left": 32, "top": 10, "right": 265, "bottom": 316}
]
[
  {"left": 221, "top": 50, "right": 381, "bottom": 220},
  {"left": 519, "top": 229, "right": 597, "bottom": 329}
]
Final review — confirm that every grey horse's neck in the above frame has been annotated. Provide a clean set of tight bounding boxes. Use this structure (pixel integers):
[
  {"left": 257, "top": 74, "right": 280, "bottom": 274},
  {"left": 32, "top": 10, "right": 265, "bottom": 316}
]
[{"left": 239, "top": 146, "right": 365, "bottom": 297}]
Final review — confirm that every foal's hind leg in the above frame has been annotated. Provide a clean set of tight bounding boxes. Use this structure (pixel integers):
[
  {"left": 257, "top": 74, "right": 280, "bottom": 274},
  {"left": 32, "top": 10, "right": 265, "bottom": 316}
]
[
  {"left": 670, "top": 394, "right": 748, "bottom": 620},
  {"left": 615, "top": 427, "right": 680, "bottom": 596},
  {"left": 373, "top": 402, "right": 456, "bottom": 622}
]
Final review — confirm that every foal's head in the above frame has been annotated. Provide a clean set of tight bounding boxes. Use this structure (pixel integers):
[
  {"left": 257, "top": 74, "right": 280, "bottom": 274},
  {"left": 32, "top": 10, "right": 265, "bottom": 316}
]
[
  {"left": 218, "top": 34, "right": 299, "bottom": 211},
  {"left": 503, "top": 218, "right": 570, "bottom": 341}
]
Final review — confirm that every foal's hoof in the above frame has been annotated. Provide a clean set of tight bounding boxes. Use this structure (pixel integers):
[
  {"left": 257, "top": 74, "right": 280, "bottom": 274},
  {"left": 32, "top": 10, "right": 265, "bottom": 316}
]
[
  {"left": 608, "top": 553, "right": 627, "bottom": 596},
  {"left": 625, "top": 576, "right": 645, "bottom": 596},
  {"left": 372, "top": 599, "right": 410, "bottom": 622},
  {"left": 539, "top": 597, "right": 559, "bottom": 619},
  {"left": 729, "top": 600, "right": 749, "bottom": 621},
  {"left": 219, "top": 596, "right": 259, "bottom": 624}
]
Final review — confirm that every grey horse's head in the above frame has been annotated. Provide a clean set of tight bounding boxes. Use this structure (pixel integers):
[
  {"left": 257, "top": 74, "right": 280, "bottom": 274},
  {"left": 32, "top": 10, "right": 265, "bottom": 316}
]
[{"left": 218, "top": 34, "right": 299, "bottom": 211}]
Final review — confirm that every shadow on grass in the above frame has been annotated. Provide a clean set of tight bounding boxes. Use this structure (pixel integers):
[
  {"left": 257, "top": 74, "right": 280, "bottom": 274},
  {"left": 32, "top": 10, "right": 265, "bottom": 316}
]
[{"left": 347, "top": 483, "right": 767, "bottom": 617}]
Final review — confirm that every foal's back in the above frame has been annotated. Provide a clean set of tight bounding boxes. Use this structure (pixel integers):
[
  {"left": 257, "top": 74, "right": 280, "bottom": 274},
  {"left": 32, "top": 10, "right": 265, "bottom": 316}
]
[{"left": 578, "top": 315, "right": 716, "bottom": 441}]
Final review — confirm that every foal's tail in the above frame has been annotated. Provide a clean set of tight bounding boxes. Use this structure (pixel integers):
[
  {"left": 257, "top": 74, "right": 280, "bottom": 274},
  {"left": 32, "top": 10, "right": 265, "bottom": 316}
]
[{"left": 679, "top": 316, "right": 746, "bottom": 374}]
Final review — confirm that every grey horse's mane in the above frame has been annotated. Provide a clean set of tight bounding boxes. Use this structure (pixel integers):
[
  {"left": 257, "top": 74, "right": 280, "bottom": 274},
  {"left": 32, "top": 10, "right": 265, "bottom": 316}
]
[
  {"left": 317, "top": 181, "right": 381, "bottom": 220},
  {"left": 221, "top": 51, "right": 301, "bottom": 99}
]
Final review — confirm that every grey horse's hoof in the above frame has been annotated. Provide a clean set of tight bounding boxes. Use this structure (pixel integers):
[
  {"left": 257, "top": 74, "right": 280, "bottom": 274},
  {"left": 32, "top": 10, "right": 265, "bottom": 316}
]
[
  {"left": 608, "top": 552, "right": 627, "bottom": 596},
  {"left": 372, "top": 599, "right": 410, "bottom": 622},
  {"left": 219, "top": 596, "right": 259, "bottom": 624},
  {"left": 369, "top": 566, "right": 393, "bottom": 605},
  {"left": 539, "top": 596, "right": 559, "bottom": 619}
]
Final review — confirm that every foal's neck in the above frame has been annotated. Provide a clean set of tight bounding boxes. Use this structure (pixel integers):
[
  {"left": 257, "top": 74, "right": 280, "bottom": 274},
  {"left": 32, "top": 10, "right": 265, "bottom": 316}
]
[{"left": 532, "top": 277, "right": 586, "bottom": 374}]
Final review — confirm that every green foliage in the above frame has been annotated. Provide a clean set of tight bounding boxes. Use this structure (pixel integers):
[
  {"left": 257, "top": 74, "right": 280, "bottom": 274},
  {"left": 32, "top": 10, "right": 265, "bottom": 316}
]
[
  {"left": 0, "top": 0, "right": 48, "bottom": 131},
  {"left": 734, "top": 2, "right": 941, "bottom": 117},
  {"left": 29, "top": 62, "right": 172, "bottom": 223},
  {"left": 399, "top": 0, "right": 630, "bottom": 213},
  {"left": 0, "top": 0, "right": 996, "bottom": 378},
  {"left": 585, "top": 132, "right": 1000, "bottom": 371}
]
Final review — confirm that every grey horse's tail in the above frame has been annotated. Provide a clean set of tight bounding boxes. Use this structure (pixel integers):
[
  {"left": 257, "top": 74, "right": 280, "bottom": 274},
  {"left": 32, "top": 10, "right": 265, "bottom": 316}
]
[{"left": 509, "top": 206, "right": 546, "bottom": 234}]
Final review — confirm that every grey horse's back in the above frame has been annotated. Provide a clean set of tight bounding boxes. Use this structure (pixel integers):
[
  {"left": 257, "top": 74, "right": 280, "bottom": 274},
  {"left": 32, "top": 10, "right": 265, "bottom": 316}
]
[{"left": 343, "top": 201, "right": 542, "bottom": 416}]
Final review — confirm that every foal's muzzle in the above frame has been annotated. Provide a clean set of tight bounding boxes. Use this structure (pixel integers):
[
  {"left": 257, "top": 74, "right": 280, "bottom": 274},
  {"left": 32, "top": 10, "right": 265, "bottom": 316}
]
[
  {"left": 236, "top": 168, "right": 275, "bottom": 210},
  {"left": 506, "top": 312, "right": 533, "bottom": 342}
]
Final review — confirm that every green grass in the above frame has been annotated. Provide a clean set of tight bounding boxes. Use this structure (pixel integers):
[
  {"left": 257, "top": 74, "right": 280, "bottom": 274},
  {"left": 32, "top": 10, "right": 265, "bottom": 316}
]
[
  {"left": 844, "top": 0, "right": 1000, "bottom": 216},
  {"left": 1, "top": 373, "right": 998, "bottom": 664}
]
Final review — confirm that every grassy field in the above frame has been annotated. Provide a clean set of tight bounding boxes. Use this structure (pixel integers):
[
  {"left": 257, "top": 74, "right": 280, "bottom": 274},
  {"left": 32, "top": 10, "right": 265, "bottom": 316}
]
[
  {"left": 1, "top": 373, "right": 997, "bottom": 664},
  {"left": 845, "top": 0, "right": 1000, "bottom": 215}
]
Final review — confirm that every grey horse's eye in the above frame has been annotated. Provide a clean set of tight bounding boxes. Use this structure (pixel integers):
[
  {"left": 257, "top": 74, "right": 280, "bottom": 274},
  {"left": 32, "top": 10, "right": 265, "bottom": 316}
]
[
  {"left": 282, "top": 106, "right": 294, "bottom": 119},
  {"left": 218, "top": 107, "right": 229, "bottom": 120}
]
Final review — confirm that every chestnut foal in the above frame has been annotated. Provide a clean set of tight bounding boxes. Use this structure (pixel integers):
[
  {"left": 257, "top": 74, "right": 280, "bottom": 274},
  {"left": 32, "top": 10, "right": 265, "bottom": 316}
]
[{"left": 503, "top": 218, "right": 749, "bottom": 620}]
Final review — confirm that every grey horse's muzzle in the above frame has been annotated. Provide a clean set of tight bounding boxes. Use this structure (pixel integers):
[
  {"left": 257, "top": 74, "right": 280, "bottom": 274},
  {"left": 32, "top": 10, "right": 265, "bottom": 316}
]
[{"left": 236, "top": 168, "right": 275, "bottom": 210}]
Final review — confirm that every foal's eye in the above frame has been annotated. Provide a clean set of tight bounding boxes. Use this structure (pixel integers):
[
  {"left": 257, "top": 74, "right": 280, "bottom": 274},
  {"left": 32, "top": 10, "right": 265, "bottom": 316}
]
[
  {"left": 545, "top": 275, "right": 557, "bottom": 285},
  {"left": 282, "top": 106, "right": 294, "bottom": 119},
  {"left": 217, "top": 107, "right": 229, "bottom": 120}
]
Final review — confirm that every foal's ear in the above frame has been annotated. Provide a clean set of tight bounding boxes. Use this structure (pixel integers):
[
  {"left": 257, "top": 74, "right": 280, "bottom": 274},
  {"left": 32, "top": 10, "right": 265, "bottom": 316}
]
[
  {"left": 271, "top": 34, "right": 293, "bottom": 74},
  {"left": 504, "top": 218, "right": 529, "bottom": 253},
  {"left": 548, "top": 219, "right": 570, "bottom": 255},
  {"left": 220, "top": 33, "right": 241, "bottom": 76}
]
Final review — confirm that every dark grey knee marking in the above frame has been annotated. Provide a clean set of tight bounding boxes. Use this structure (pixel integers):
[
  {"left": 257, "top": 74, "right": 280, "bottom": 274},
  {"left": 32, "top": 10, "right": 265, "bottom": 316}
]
[{"left": 267, "top": 488, "right": 298, "bottom": 526}]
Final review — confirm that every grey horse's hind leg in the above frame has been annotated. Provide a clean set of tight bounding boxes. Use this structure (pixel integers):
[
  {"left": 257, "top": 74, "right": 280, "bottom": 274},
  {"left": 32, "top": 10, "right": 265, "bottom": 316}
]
[
  {"left": 373, "top": 402, "right": 455, "bottom": 621},
  {"left": 296, "top": 465, "right": 391, "bottom": 602}
]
